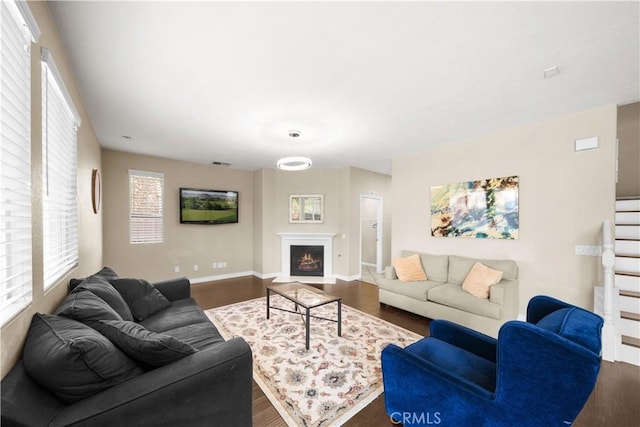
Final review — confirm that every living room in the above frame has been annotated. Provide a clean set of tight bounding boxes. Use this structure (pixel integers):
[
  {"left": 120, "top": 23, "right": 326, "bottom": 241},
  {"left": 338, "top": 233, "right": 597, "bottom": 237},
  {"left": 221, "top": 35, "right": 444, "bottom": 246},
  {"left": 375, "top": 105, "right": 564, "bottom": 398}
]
[{"left": 2, "top": 1, "right": 639, "bottom": 426}]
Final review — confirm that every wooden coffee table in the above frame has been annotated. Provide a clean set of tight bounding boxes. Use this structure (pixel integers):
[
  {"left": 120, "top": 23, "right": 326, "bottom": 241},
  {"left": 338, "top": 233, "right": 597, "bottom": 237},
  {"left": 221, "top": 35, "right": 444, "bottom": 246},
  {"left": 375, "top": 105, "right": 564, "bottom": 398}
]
[{"left": 266, "top": 282, "right": 342, "bottom": 350}]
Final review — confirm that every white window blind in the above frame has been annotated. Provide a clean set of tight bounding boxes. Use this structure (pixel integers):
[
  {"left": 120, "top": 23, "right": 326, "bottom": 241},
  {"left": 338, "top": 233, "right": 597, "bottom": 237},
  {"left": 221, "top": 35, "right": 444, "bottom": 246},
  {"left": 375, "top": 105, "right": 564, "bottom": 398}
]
[
  {"left": 1, "top": 0, "right": 39, "bottom": 325},
  {"left": 41, "top": 48, "right": 80, "bottom": 289},
  {"left": 129, "top": 170, "right": 164, "bottom": 244}
]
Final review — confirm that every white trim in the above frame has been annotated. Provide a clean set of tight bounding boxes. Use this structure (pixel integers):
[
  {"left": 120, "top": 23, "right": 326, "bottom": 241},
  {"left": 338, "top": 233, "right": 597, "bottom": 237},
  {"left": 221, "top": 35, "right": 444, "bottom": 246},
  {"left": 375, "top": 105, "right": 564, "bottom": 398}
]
[
  {"left": 15, "top": 1, "right": 40, "bottom": 41},
  {"left": 190, "top": 270, "right": 258, "bottom": 284},
  {"left": 128, "top": 169, "right": 165, "bottom": 179},
  {"left": 41, "top": 47, "right": 81, "bottom": 126},
  {"left": 277, "top": 233, "right": 335, "bottom": 282}
]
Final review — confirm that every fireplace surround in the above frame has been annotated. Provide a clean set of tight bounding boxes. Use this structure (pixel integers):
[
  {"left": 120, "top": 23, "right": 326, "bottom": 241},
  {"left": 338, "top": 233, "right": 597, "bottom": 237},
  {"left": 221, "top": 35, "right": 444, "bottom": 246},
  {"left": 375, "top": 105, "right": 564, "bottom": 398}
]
[{"left": 275, "top": 233, "right": 335, "bottom": 284}]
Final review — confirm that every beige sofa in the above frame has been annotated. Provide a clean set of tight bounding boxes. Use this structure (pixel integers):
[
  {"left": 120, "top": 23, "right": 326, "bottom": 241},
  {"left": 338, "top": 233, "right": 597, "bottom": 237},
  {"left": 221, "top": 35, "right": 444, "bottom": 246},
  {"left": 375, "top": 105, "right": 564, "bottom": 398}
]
[{"left": 378, "top": 251, "right": 519, "bottom": 337}]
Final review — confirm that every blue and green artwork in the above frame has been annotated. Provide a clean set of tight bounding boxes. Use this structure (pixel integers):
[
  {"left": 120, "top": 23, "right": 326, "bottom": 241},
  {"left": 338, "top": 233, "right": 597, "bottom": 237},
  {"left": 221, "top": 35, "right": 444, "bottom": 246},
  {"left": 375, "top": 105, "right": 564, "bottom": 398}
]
[{"left": 431, "top": 175, "right": 519, "bottom": 239}]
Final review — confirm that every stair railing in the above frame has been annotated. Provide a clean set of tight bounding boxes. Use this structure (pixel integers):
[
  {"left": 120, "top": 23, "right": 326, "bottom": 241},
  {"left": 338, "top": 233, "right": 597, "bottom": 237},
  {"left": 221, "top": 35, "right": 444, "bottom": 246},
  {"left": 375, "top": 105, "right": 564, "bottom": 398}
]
[{"left": 601, "top": 220, "right": 617, "bottom": 361}]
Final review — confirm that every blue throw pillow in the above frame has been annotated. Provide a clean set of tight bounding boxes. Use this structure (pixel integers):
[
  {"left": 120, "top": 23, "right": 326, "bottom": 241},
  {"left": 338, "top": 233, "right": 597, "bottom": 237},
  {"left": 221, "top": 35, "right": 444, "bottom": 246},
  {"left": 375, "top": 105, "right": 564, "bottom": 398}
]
[
  {"left": 535, "top": 307, "right": 571, "bottom": 333},
  {"left": 23, "top": 314, "right": 142, "bottom": 404},
  {"left": 93, "top": 320, "right": 197, "bottom": 367},
  {"left": 109, "top": 278, "right": 171, "bottom": 321},
  {"left": 559, "top": 308, "right": 603, "bottom": 354}
]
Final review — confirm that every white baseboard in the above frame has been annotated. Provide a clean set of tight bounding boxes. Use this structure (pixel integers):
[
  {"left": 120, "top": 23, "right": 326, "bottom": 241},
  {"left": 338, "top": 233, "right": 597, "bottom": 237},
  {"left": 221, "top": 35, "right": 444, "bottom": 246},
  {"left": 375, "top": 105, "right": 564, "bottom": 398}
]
[
  {"left": 190, "top": 271, "right": 362, "bottom": 284},
  {"left": 272, "top": 275, "right": 336, "bottom": 284},
  {"left": 190, "top": 270, "right": 257, "bottom": 284}
]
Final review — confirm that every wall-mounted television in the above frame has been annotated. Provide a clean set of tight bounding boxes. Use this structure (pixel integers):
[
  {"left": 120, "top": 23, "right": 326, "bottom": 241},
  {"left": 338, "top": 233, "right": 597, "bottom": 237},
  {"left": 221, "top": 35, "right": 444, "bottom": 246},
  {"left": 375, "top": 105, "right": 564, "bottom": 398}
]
[{"left": 179, "top": 187, "right": 239, "bottom": 224}]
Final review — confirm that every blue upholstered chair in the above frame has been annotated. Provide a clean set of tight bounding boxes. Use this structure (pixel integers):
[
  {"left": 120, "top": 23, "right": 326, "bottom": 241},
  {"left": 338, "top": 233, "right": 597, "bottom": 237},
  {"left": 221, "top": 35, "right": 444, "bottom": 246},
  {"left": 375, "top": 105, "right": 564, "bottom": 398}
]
[{"left": 381, "top": 295, "right": 603, "bottom": 427}]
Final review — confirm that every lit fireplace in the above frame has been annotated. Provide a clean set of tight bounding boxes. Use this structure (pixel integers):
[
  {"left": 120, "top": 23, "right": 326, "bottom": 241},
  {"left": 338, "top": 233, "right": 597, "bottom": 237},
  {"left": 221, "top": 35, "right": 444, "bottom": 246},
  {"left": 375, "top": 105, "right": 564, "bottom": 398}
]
[{"left": 290, "top": 245, "right": 324, "bottom": 277}]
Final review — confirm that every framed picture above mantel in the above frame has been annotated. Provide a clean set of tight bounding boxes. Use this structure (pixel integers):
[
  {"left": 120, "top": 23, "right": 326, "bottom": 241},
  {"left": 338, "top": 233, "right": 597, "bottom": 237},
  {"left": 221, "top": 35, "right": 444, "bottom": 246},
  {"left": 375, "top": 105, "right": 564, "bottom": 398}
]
[{"left": 289, "top": 194, "right": 324, "bottom": 224}]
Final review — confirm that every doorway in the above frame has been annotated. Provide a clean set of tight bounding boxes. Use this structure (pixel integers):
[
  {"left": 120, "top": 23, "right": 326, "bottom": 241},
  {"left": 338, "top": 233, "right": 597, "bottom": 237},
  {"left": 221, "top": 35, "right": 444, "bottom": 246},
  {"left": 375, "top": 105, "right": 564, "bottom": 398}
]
[{"left": 360, "top": 195, "right": 383, "bottom": 284}]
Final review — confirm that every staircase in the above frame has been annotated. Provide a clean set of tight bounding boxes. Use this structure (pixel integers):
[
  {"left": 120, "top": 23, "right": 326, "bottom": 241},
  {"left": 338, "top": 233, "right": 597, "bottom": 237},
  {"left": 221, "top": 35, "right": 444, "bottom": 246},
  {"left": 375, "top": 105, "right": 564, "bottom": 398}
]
[{"left": 615, "top": 199, "right": 640, "bottom": 365}]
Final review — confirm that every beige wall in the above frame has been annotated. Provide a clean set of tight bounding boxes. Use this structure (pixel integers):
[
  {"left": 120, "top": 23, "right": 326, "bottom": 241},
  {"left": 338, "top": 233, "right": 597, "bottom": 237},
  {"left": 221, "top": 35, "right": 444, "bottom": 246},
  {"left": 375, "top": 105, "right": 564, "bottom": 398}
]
[
  {"left": 1, "top": 1, "right": 103, "bottom": 378},
  {"left": 251, "top": 166, "right": 391, "bottom": 279},
  {"left": 617, "top": 102, "right": 640, "bottom": 198},
  {"left": 391, "top": 105, "right": 617, "bottom": 315},
  {"left": 102, "top": 150, "right": 254, "bottom": 282}
]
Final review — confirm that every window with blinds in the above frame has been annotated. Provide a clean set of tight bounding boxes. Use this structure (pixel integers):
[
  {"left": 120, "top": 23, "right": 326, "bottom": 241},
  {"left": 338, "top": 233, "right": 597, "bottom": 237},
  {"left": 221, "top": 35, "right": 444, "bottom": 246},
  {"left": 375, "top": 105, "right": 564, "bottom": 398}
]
[
  {"left": 41, "top": 48, "right": 81, "bottom": 289},
  {"left": 1, "top": 0, "right": 39, "bottom": 325},
  {"left": 129, "top": 170, "right": 164, "bottom": 244}
]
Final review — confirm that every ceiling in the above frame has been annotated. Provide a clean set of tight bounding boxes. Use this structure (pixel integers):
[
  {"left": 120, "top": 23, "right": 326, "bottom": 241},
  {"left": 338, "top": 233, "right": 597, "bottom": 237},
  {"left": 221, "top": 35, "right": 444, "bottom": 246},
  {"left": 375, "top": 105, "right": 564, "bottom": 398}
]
[{"left": 47, "top": 1, "right": 639, "bottom": 175}]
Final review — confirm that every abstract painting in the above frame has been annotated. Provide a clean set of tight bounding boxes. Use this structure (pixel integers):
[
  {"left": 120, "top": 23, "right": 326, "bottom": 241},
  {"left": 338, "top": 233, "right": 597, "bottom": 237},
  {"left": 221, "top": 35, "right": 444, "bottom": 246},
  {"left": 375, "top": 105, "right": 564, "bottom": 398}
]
[{"left": 431, "top": 175, "right": 519, "bottom": 239}]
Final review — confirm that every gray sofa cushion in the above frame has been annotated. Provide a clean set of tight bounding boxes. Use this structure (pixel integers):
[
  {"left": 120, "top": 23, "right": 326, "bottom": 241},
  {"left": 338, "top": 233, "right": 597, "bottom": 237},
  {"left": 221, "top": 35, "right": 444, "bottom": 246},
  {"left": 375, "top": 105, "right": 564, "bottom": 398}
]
[
  {"left": 23, "top": 314, "right": 142, "bottom": 404},
  {"left": 161, "top": 322, "right": 226, "bottom": 350},
  {"left": 69, "top": 266, "right": 119, "bottom": 291},
  {"left": 55, "top": 290, "right": 122, "bottom": 322},
  {"left": 401, "top": 251, "right": 449, "bottom": 283},
  {"left": 378, "top": 278, "right": 442, "bottom": 301},
  {"left": 448, "top": 255, "right": 518, "bottom": 285},
  {"left": 92, "top": 320, "right": 197, "bottom": 367},
  {"left": 427, "top": 284, "right": 503, "bottom": 319},
  {"left": 109, "top": 278, "right": 171, "bottom": 321},
  {"left": 72, "top": 277, "right": 134, "bottom": 321},
  {"left": 140, "top": 298, "right": 210, "bottom": 333}
]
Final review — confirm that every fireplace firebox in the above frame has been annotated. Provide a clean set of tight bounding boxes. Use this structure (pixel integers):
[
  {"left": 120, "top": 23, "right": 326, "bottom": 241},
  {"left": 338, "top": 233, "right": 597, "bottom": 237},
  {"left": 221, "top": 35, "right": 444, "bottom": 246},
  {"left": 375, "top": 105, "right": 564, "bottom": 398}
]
[{"left": 290, "top": 245, "right": 324, "bottom": 277}]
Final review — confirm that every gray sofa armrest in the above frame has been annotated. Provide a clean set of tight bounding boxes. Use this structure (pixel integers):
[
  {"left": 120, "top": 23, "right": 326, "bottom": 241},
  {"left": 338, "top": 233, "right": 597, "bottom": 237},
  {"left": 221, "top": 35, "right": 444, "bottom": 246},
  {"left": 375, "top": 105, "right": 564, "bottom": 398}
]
[
  {"left": 489, "top": 279, "right": 519, "bottom": 319},
  {"left": 153, "top": 277, "right": 191, "bottom": 301},
  {"left": 50, "top": 337, "right": 252, "bottom": 427}
]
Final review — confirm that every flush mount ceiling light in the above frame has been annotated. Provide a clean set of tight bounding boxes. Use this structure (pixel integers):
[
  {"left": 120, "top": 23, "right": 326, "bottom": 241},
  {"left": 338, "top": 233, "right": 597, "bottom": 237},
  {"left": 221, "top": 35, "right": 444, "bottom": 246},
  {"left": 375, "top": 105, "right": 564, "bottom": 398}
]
[
  {"left": 277, "top": 130, "right": 312, "bottom": 171},
  {"left": 277, "top": 156, "right": 312, "bottom": 171}
]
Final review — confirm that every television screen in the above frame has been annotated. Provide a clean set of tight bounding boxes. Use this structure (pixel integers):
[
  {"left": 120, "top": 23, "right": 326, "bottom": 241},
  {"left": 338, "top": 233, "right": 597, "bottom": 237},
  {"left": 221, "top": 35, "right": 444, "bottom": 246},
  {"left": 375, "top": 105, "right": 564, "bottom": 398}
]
[{"left": 179, "top": 188, "right": 239, "bottom": 224}]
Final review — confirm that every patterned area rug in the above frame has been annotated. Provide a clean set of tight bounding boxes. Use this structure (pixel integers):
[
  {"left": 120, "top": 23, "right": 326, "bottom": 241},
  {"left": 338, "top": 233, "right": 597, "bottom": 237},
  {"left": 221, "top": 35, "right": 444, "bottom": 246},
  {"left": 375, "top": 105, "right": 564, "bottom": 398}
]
[{"left": 206, "top": 296, "right": 421, "bottom": 427}]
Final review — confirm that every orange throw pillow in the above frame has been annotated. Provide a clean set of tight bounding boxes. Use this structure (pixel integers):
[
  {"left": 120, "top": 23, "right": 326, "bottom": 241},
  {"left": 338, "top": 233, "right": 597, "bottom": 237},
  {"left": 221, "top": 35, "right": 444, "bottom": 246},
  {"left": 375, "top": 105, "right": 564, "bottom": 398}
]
[
  {"left": 392, "top": 254, "right": 427, "bottom": 282},
  {"left": 462, "top": 262, "right": 503, "bottom": 299}
]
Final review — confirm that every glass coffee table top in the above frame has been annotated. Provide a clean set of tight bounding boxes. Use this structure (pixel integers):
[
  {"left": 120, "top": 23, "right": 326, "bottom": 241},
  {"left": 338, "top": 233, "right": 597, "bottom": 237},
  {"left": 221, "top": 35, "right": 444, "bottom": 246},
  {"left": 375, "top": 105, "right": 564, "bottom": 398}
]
[{"left": 267, "top": 283, "right": 341, "bottom": 308}]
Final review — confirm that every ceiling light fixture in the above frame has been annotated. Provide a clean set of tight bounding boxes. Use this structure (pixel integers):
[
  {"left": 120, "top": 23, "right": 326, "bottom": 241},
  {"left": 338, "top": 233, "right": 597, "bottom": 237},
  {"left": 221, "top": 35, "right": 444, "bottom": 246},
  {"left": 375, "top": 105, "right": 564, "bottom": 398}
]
[
  {"left": 277, "top": 130, "right": 312, "bottom": 171},
  {"left": 277, "top": 156, "right": 313, "bottom": 171}
]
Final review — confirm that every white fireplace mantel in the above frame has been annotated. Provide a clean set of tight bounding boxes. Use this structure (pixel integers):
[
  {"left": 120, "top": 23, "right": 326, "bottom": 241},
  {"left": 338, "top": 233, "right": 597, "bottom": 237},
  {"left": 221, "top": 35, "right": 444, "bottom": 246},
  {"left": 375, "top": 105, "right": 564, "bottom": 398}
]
[{"left": 274, "top": 233, "right": 336, "bottom": 284}]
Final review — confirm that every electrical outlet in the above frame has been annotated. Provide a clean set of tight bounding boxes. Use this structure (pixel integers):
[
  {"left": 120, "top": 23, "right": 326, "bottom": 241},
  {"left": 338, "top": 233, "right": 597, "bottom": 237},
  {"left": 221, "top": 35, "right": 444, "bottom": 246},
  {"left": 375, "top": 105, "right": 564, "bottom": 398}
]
[
  {"left": 575, "top": 245, "right": 602, "bottom": 256},
  {"left": 174, "top": 266, "right": 180, "bottom": 273},
  {"left": 219, "top": 261, "right": 227, "bottom": 268},
  {"left": 194, "top": 265, "right": 199, "bottom": 271},
  {"left": 212, "top": 262, "right": 217, "bottom": 269}
]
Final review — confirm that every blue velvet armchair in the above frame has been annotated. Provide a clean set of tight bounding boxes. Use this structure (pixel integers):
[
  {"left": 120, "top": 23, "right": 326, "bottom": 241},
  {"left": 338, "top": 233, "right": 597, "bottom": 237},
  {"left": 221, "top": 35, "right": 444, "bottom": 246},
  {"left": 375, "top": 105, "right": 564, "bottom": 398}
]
[{"left": 381, "top": 295, "right": 603, "bottom": 426}]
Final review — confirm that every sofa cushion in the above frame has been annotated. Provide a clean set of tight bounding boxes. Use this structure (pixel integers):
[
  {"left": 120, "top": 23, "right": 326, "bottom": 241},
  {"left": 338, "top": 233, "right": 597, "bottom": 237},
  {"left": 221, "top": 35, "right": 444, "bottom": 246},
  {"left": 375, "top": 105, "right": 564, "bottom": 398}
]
[
  {"left": 448, "top": 255, "right": 517, "bottom": 285},
  {"left": 402, "top": 251, "right": 449, "bottom": 283},
  {"left": 73, "top": 277, "right": 134, "bottom": 321},
  {"left": 536, "top": 307, "right": 571, "bottom": 333},
  {"left": 22, "top": 314, "right": 142, "bottom": 404},
  {"left": 55, "top": 290, "right": 122, "bottom": 322},
  {"left": 109, "top": 278, "right": 171, "bottom": 321},
  {"left": 69, "top": 266, "right": 119, "bottom": 291},
  {"left": 462, "top": 262, "right": 504, "bottom": 299},
  {"left": 161, "top": 322, "right": 225, "bottom": 350},
  {"left": 428, "top": 284, "right": 503, "bottom": 319},
  {"left": 140, "top": 298, "right": 209, "bottom": 333},
  {"left": 378, "top": 278, "right": 441, "bottom": 301},
  {"left": 405, "top": 337, "right": 496, "bottom": 392},
  {"left": 536, "top": 307, "right": 602, "bottom": 354},
  {"left": 92, "top": 320, "right": 198, "bottom": 367},
  {"left": 392, "top": 254, "right": 427, "bottom": 282}
]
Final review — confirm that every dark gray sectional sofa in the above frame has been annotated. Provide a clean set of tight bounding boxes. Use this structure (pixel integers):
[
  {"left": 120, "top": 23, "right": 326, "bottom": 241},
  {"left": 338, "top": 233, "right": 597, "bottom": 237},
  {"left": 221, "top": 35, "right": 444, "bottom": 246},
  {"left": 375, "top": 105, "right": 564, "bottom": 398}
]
[{"left": 1, "top": 268, "right": 252, "bottom": 427}]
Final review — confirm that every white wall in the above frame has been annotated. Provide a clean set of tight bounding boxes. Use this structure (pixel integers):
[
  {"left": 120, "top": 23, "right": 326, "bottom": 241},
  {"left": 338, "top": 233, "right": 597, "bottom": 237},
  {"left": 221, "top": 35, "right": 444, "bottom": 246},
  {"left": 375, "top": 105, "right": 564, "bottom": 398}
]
[{"left": 391, "top": 105, "right": 617, "bottom": 315}]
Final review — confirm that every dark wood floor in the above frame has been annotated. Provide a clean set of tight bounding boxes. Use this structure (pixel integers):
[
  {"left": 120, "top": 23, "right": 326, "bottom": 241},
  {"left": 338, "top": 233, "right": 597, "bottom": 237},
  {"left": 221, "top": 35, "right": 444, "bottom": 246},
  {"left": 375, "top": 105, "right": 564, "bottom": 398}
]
[{"left": 191, "top": 276, "right": 640, "bottom": 427}]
